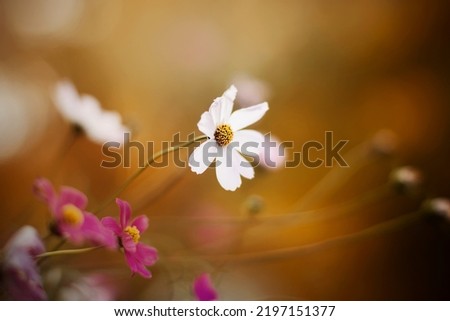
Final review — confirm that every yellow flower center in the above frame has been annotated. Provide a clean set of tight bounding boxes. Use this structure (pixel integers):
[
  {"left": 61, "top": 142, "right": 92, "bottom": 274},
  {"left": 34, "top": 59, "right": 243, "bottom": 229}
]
[
  {"left": 61, "top": 204, "right": 84, "bottom": 226},
  {"left": 124, "top": 225, "right": 140, "bottom": 243},
  {"left": 214, "top": 124, "right": 234, "bottom": 147}
]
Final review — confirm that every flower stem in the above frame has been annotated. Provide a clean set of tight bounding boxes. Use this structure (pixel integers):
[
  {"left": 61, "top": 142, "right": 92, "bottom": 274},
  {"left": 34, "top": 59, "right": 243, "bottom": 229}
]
[
  {"left": 37, "top": 246, "right": 101, "bottom": 259},
  {"left": 94, "top": 135, "right": 208, "bottom": 214},
  {"left": 172, "top": 210, "right": 425, "bottom": 264}
]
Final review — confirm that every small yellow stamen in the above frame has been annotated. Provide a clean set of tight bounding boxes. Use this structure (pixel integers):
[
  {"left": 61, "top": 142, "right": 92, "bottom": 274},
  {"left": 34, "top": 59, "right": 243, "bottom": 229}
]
[
  {"left": 124, "top": 225, "right": 140, "bottom": 243},
  {"left": 214, "top": 124, "right": 233, "bottom": 147},
  {"left": 61, "top": 204, "right": 84, "bottom": 226}
]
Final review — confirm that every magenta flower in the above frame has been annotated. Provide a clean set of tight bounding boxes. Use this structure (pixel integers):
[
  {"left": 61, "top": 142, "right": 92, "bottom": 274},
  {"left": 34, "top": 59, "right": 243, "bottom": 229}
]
[
  {"left": 193, "top": 273, "right": 218, "bottom": 301},
  {"left": 102, "top": 199, "right": 158, "bottom": 278},
  {"left": 1, "top": 226, "right": 47, "bottom": 300},
  {"left": 33, "top": 178, "right": 116, "bottom": 248}
]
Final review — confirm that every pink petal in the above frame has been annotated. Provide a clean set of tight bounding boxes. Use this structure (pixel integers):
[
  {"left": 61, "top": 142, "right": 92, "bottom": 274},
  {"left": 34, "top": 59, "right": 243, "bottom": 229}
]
[
  {"left": 116, "top": 198, "right": 131, "bottom": 227},
  {"left": 58, "top": 186, "right": 88, "bottom": 210},
  {"left": 124, "top": 251, "right": 151, "bottom": 278},
  {"left": 193, "top": 273, "right": 218, "bottom": 301},
  {"left": 101, "top": 217, "right": 122, "bottom": 235},
  {"left": 136, "top": 243, "right": 158, "bottom": 266},
  {"left": 33, "top": 178, "right": 55, "bottom": 205},
  {"left": 121, "top": 234, "right": 137, "bottom": 253},
  {"left": 82, "top": 213, "right": 117, "bottom": 249},
  {"left": 59, "top": 224, "right": 84, "bottom": 244},
  {"left": 130, "top": 215, "right": 149, "bottom": 233}
]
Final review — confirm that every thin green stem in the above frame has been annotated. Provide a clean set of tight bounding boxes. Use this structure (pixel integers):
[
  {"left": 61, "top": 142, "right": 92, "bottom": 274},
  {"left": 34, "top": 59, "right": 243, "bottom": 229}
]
[
  {"left": 37, "top": 246, "right": 101, "bottom": 259},
  {"left": 94, "top": 135, "right": 208, "bottom": 214}
]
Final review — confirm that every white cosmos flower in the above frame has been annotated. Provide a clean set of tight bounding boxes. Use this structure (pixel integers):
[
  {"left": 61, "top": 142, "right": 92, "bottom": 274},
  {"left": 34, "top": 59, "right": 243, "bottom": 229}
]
[
  {"left": 189, "top": 85, "right": 269, "bottom": 191},
  {"left": 53, "top": 80, "right": 129, "bottom": 145}
]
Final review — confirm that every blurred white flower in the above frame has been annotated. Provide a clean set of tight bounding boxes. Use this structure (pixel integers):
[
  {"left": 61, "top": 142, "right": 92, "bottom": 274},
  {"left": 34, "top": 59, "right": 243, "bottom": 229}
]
[
  {"left": 231, "top": 74, "right": 271, "bottom": 107},
  {"left": 58, "top": 273, "right": 117, "bottom": 301},
  {"left": 189, "top": 85, "right": 269, "bottom": 191},
  {"left": 53, "top": 80, "right": 129, "bottom": 145},
  {"left": 2, "top": 226, "right": 47, "bottom": 300}
]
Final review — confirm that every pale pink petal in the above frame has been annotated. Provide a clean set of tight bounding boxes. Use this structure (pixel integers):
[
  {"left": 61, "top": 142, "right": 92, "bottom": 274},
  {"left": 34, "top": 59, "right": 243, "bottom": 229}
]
[
  {"left": 130, "top": 215, "right": 149, "bottom": 233},
  {"left": 136, "top": 243, "right": 158, "bottom": 266},
  {"left": 124, "top": 251, "right": 151, "bottom": 278},
  {"left": 33, "top": 178, "right": 55, "bottom": 205},
  {"left": 82, "top": 213, "right": 117, "bottom": 249},
  {"left": 58, "top": 187, "right": 88, "bottom": 210},
  {"left": 122, "top": 234, "right": 137, "bottom": 253},
  {"left": 116, "top": 198, "right": 131, "bottom": 227},
  {"left": 215, "top": 147, "right": 242, "bottom": 191},
  {"left": 193, "top": 273, "right": 218, "bottom": 301},
  {"left": 197, "top": 111, "right": 216, "bottom": 137},
  {"left": 233, "top": 129, "right": 265, "bottom": 156},
  {"left": 189, "top": 140, "right": 217, "bottom": 174},
  {"left": 101, "top": 217, "right": 122, "bottom": 235},
  {"left": 228, "top": 102, "right": 269, "bottom": 131}
]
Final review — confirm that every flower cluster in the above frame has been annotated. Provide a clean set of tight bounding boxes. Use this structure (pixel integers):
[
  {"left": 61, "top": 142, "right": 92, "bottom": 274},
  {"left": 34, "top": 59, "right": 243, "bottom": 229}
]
[{"left": 1, "top": 82, "right": 274, "bottom": 301}]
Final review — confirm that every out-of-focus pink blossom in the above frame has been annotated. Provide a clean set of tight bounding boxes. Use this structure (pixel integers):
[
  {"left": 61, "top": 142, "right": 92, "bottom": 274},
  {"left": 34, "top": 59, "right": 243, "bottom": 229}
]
[
  {"left": 34, "top": 178, "right": 116, "bottom": 248},
  {"left": 193, "top": 273, "right": 218, "bottom": 301}
]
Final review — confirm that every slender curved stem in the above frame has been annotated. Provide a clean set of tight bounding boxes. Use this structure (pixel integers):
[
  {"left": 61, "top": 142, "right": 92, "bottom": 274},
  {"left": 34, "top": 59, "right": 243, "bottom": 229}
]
[
  {"left": 171, "top": 211, "right": 425, "bottom": 264},
  {"left": 37, "top": 246, "right": 101, "bottom": 259},
  {"left": 94, "top": 135, "right": 208, "bottom": 213}
]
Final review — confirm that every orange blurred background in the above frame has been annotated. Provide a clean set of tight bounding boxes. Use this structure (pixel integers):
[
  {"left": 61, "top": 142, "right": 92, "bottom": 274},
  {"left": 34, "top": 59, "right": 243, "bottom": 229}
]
[{"left": 0, "top": 0, "right": 450, "bottom": 300}]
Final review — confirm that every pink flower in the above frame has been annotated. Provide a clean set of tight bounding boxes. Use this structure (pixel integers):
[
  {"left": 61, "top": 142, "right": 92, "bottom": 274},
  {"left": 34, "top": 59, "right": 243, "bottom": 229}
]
[
  {"left": 193, "top": 273, "right": 218, "bottom": 301},
  {"left": 1, "top": 226, "right": 47, "bottom": 300},
  {"left": 102, "top": 199, "right": 158, "bottom": 278},
  {"left": 33, "top": 178, "right": 116, "bottom": 248}
]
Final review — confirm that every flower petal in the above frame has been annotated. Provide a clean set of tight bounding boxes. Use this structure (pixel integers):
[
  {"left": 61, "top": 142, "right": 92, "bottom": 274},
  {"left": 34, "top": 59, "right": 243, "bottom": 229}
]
[
  {"left": 82, "top": 213, "right": 117, "bottom": 248},
  {"left": 234, "top": 149, "right": 255, "bottom": 180},
  {"left": 101, "top": 217, "right": 122, "bottom": 235},
  {"left": 209, "top": 85, "right": 237, "bottom": 124},
  {"left": 193, "top": 273, "right": 218, "bottom": 301},
  {"left": 189, "top": 139, "right": 217, "bottom": 175},
  {"left": 215, "top": 147, "right": 242, "bottom": 191},
  {"left": 33, "top": 178, "right": 55, "bottom": 205},
  {"left": 233, "top": 129, "right": 265, "bottom": 156},
  {"left": 130, "top": 215, "right": 149, "bottom": 233},
  {"left": 58, "top": 187, "right": 88, "bottom": 210},
  {"left": 116, "top": 198, "right": 131, "bottom": 228},
  {"left": 228, "top": 102, "right": 268, "bottom": 131},
  {"left": 136, "top": 243, "right": 158, "bottom": 266},
  {"left": 124, "top": 251, "right": 151, "bottom": 278},
  {"left": 122, "top": 234, "right": 137, "bottom": 253},
  {"left": 197, "top": 111, "right": 216, "bottom": 137}
]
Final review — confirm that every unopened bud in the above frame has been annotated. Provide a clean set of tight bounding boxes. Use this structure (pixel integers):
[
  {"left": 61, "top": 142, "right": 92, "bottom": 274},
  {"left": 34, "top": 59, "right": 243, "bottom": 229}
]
[
  {"left": 423, "top": 198, "right": 450, "bottom": 221},
  {"left": 243, "top": 195, "right": 265, "bottom": 216},
  {"left": 389, "top": 166, "right": 423, "bottom": 195}
]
